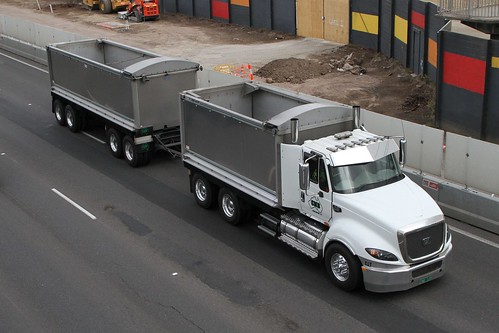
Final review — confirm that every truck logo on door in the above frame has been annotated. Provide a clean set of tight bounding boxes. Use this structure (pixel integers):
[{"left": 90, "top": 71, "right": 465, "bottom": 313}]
[{"left": 308, "top": 196, "right": 323, "bottom": 214}]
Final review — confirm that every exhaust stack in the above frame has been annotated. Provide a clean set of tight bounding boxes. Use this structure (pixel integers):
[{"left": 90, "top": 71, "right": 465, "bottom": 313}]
[
  {"left": 353, "top": 105, "right": 361, "bottom": 129},
  {"left": 291, "top": 118, "right": 299, "bottom": 144}
]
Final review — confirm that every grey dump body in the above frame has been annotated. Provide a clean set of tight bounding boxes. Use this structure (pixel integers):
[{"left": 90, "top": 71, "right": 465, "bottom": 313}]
[
  {"left": 47, "top": 39, "right": 200, "bottom": 132},
  {"left": 181, "top": 82, "right": 353, "bottom": 207}
]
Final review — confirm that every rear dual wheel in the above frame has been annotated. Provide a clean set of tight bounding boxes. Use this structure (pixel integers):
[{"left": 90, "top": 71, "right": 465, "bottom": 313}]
[
  {"left": 53, "top": 99, "right": 66, "bottom": 126},
  {"left": 106, "top": 127, "right": 123, "bottom": 158},
  {"left": 218, "top": 188, "right": 247, "bottom": 225},
  {"left": 122, "top": 135, "right": 152, "bottom": 167},
  {"left": 65, "top": 105, "right": 85, "bottom": 132},
  {"left": 192, "top": 174, "right": 214, "bottom": 209}
]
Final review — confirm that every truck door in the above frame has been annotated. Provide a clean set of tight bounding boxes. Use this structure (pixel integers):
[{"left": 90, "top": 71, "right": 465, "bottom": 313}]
[{"left": 300, "top": 153, "right": 333, "bottom": 223}]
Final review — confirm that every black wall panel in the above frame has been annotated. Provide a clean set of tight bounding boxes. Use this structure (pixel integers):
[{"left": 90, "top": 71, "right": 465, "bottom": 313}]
[
  {"left": 230, "top": 4, "right": 250, "bottom": 27},
  {"left": 438, "top": 85, "right": 484, "bottom": 138},
  {"left": 251, "top": 0, "right": 272, "bottom": 30},
  {"left": 484, "top": 40, "right": 499, "bottom": 144},
  {"left": 161, "top": 0, "right": 177, "bottom": 13},
  {"left": 272, "top": 0, "right": 296, "bottom": 35},
  {"left": 178, "top": 0, "right": 194, "bottom": 16},
  {"left": 379, "top": 0, "right": 393, "bottom": 57},
  {"left": 194, "top": 0, "right": 211, "bottom": 18}
]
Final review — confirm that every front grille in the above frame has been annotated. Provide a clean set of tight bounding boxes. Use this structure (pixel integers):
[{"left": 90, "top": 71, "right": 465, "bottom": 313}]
[
  {"left": 412, "top": 260, "right": 442, "bottom": 278},
  {"left": 400, "top": 222, "right": 445, "bottom": 262}
]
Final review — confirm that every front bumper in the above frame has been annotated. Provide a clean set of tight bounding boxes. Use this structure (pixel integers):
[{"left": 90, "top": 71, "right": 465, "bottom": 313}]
[{"left": 362, "top": 242, "right": 452, "bottom": 293}]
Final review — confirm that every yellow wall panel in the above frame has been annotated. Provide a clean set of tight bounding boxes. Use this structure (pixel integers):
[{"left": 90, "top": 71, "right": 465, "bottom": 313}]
[
  {"left": 394, "top": 15, "right": 408, "bottom": 44},
  {"left": 351, "top": 12, "right": 379, "bottom": 35},
  {"left": 492, "top": 56, "right": 499, "bottom": 69}
]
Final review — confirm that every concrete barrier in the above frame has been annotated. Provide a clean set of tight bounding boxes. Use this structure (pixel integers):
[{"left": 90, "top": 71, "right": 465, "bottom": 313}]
[{"left": 1, "top": 14, "right": 497, "bottom": 234}]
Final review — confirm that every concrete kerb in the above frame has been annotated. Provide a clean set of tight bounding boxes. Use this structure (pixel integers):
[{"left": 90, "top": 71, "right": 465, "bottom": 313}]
[{"left": 1, "top": 15, "right": 497, "bottom": 235}]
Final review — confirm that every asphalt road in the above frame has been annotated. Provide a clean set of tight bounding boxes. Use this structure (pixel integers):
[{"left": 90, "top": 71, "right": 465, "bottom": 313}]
[{"left": 1, "top": 50, "right": 498, "bottom": 333}]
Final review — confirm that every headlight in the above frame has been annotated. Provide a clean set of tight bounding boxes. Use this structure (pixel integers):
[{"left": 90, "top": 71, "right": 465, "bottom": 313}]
[{"left": 365, "top": 248, "right": 398, "bottom": 261}]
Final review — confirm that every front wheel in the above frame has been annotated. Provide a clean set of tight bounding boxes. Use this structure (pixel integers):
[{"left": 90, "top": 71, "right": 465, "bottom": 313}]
[
  {"left": 324, "top": 243, "right": 363, "bottom": 291},
  {"left": 99, "top": 0, "right": 112, "bottom": 13}
]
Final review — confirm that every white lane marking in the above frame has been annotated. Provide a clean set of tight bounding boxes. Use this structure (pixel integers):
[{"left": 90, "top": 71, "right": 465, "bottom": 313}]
[
  {"left": 82, "top": 131, "right": 106, "bottom": 144},
  {"left": 449, "top": 226, "right": 499, "bottom": 250},
  {"left": 0, "top": 51, "right": 48, "bottom": 74},
  {"left": 51, "top": 188, "right": 97, "bottom": 220}
]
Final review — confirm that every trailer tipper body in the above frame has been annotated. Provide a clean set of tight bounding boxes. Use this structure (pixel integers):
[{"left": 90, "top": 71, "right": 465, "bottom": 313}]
[
  {"left": 47, "top": 38, "right": 201, "bottom": 167},
  {"left": 181, "top": 82, "right": 452, "bottom": 292}
]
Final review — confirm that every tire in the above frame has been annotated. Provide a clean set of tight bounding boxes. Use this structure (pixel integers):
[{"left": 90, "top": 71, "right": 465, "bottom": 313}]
[
  {"left": 218, "top": 188, "right": 244, "bottom": 225},
  {"left": 134, "top": 8, "right": 144, "bottom": 22},
  {"left": 141, "top": 151, "right": 153, "bottom": 166},
  {"left": 53, "top": 99, "right": 66, "bottom": 126},
  {"left": 99, "top": 0, "right": 112, "bottom": 13},
  {"left": 65, "top": 105, "right": 83, "bottom": 133},
  {"left": 123, "top": 135, "right": 141, "bottom": 167},
  {"left": 324, "top": 243, "right": 363, "bottom": 291},
  {"left": 106, "top": 127, "right": 123, "bottom": 158},
  {"left": 192, "top": 174, "right": 214, "bottom": 209}
]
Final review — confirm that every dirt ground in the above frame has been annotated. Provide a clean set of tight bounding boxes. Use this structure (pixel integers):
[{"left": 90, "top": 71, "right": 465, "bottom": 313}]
[{"left": 2, "top": 0, "right": 436, "bottom": 125}]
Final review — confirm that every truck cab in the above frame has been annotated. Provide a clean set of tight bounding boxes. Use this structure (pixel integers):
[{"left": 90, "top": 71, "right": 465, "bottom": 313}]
[{"left": 286, "top": 129, "right": 453, "bottom": 292}]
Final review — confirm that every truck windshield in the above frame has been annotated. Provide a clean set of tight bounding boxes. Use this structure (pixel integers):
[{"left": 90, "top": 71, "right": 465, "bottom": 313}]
[{"left": 330, "top": 153, "right": 404, "bottom": 194}]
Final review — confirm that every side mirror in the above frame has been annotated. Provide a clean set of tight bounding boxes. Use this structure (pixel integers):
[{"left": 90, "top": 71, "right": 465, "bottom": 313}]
[
  {"left": 399, "top": 138, "right": 407, "bottom": 167},
  {"left": 299, "top": 163, "right": 310, "bottom": 190}
]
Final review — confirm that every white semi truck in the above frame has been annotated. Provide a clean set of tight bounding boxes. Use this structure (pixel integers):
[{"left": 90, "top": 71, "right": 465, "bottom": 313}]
[
  {"left": 47, "top": 39, "right": 452, "bottom": 292},
  {"left": 180, "top": 82, "right": 452, "bottom": 292}
]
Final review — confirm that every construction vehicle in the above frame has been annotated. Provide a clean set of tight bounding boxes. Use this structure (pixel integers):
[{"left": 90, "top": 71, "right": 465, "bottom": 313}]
[
  {"left": 82, "top": 0, "right": 130, "bottom": 14},
  {"left": 125, "top": 0, "right": 160, "bottom": 21},
  {"left": 180, "top": 82, "right": 453, "bottom": 292}
]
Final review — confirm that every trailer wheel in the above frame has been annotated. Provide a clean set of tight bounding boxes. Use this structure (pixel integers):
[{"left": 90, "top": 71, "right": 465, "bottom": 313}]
[
  {"left": 218, "top": 188, "right": 244, "bottom": 225},
  {"left": 192, "top": 174, "right": 214, "bottom": 209},
  {"left": 140, "top": 151, "right": 152, "bottom": 166},
  {"left": 106, "top": 128, "right": 123, "bottom": 158},
  {"left": 99, "top": 0, "right": 112, "bottom": 13},
  {"left": 324, "top": 243, "right": 362, "bottom": 291},
  {"left": 65, "top": 105, "right": 83, "bottom": 133},
  {"left": 53, "top": 99, "right": 66, "bottom": 126},
  {"left": 123, "top": 135, "right": 141, "bottom": 167}
]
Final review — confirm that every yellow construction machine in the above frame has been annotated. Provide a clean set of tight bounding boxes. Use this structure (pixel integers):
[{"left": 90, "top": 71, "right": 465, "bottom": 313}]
[{"left": 82, "top": 0, "right": 130, "bottom": 14}]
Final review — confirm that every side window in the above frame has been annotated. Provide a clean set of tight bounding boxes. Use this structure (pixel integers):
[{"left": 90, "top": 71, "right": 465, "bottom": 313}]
[
  {"left": 318, "top": 158, "right": 329, "bottom": 193},
  {"left": 307, "top": 154, "right": 319, "bottom": 184},
  {"left": 305, "top": 153, "right": 329, "bottom": 193}
]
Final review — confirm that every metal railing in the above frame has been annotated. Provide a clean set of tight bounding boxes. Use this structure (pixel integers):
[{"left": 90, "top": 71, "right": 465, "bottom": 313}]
[{"left": 439, "top": 0, "right": 499, "bottom": 20}]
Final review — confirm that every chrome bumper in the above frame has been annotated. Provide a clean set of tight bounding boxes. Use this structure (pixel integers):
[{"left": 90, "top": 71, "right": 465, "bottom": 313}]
[{"left": 362, "top": 243, "right": 452, "bottom": 293}]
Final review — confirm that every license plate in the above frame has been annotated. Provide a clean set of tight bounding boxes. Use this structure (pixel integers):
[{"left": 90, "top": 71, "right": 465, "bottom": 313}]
[{"left": 420, "top": 276, "right": 432, "bottom": 284}]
